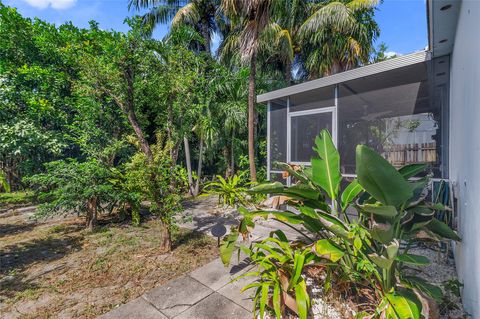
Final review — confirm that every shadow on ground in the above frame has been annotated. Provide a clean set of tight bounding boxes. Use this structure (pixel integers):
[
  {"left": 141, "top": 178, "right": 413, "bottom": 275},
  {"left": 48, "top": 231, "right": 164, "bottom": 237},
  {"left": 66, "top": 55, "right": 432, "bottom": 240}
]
[
  {"left": 0, "top": 223, "right": 37, "bottom": 238},
  {"left": 0, "top": 235, "right": 83, "bottom": 275}
]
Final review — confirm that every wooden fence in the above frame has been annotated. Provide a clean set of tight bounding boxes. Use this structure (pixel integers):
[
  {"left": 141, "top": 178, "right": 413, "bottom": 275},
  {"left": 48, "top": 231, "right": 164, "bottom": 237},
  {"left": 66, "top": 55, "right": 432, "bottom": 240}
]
[{"left": 384, "top": 142, "right": 437, "bottom": 167}]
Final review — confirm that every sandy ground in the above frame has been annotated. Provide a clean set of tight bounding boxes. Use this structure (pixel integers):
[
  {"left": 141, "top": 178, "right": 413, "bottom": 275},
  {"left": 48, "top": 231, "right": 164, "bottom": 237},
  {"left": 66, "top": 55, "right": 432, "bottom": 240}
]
[{"left": 0, "top": 207, "right": 218, "bottom": 319}]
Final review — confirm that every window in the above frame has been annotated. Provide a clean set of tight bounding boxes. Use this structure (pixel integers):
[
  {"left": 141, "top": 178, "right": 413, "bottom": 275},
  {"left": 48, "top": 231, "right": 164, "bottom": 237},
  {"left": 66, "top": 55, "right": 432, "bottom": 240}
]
[{"left": 290, "top": 110, "right": 334, "bottom": 163}]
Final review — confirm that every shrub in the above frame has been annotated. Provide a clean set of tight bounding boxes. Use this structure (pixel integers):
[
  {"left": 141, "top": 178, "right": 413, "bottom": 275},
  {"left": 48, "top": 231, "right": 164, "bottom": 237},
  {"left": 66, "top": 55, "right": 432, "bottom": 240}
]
[
  {"left": 221, "top": 130, "right": 460, "bottom": 319},
  {"left": 26, "top": 159, "right": 116, "bottom": 230}
]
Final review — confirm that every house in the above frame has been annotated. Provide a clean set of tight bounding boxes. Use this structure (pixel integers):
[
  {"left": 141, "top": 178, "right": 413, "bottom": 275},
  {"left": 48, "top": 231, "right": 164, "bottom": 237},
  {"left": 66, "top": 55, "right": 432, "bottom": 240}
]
[{"left": 258, "top": 0, "right": 480, "bottom": 316}]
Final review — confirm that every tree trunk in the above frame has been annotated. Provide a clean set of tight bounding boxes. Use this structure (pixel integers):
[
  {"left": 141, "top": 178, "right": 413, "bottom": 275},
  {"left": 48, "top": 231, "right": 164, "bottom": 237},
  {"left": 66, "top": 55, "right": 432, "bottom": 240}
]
[
  {"left": 85, "top": 196, "right": 98, "bottom": 231},
  {"left": 223, "top": 146, "right": 232, "bottom": 177},
  {"left": 158, "top": 219, "right": 172, "bottom": 252},
  {"left": 230, "top": 129, "right": 235, "bottom": 176},
  {"left": 123, "top": 67, "right": 153, "bottom": 162},
  {"left": 248, "top": 56, "right": 258, "bottom": 182},
  {"left": 194, "top": 137, "right": 204, "bottom": 196},
  {"left": 285, "top": 59, "right": 292, "bottom": 85},
  {"left": 126, "top": 111, "right": 153, "bottom": 161},
  {"left": 201, "top": 21, "right": 211, "bottom": 55},
  {"left": 184, "top": 136, "right": 194, "bottom": 196}
]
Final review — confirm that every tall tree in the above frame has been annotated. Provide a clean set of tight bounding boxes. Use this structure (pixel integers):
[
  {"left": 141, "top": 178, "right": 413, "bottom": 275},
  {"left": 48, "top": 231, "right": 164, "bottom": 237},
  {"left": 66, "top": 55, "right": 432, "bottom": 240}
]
[
  {"left": 128, "top": 0, "right": 219, "bottom": 54},
  {"left": 220, "top": 0, "right": 276, "bottom": 182}
]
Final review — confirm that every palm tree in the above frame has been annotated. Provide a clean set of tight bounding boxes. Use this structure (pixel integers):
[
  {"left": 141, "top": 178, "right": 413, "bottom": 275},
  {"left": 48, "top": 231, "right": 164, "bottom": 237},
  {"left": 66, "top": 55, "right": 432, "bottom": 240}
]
[
  {"left": 220, "top": 0, "right": 277, "bottom": 182},
  {"left": 265, "top": 0, "right": 309, "bottom": 84},
  {"left": 128, "top": 0, "right": 219, "bottom": 54},
  {"left": 299, "top": 0, "right": 380, "bottom": 77}
]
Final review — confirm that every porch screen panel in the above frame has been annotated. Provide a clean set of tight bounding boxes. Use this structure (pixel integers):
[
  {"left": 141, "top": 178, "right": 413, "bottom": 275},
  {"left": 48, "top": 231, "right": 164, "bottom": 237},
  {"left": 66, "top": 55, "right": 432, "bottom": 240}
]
[
  {"left": 290, "top": 85, "right": 335, "bottom": 112},
  {"left": 291, "top": 112, "right": 333, "bottom": 163},
  {"left": 337, "top": 57, "right": 449, "bottom": 178},
  {"left": 269, "top": 99, "right": 287, "bottom": 170}
]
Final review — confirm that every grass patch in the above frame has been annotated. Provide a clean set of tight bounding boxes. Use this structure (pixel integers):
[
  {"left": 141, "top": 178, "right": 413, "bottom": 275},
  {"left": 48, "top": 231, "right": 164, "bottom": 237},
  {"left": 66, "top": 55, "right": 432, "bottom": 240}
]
[{"left": 0, "top": 191, "right": 35, "bottom": 206}]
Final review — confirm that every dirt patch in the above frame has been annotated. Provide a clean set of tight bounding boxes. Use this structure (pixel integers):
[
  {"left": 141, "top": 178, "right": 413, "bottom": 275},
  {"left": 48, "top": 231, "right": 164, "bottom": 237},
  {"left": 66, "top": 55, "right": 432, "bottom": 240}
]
[{"left": 0, "top": 212, "right": 219, "bottom": 319}]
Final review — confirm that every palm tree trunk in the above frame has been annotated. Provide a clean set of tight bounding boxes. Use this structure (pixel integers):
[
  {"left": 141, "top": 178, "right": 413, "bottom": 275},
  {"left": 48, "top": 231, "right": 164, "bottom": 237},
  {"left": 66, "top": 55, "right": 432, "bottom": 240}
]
[
  {"left": 248, "top": 55, "right": 257, "bottom": 182},
  {"left": 184, "top": 136, "right": 194, "bottom": 195},
  {"left": 194, "top": 137, "right": 204, "bottom": 196},
  {"left": 285, "top": 59, "right": 292, "bottom": 84},
  {"left": 201, "top": 22, "right": 211, "bottom": 55},
  {"left": 231, "top": 129, "right": 235, "bottom": 176}
]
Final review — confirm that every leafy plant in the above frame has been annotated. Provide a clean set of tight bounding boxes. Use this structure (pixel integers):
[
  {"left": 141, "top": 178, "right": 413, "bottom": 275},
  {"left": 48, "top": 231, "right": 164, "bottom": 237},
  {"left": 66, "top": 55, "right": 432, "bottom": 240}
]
[
  {"left": 221, "top": 130, "right": 460, "bottom": 319},
  {"left": 0, "top": 169, "right": 10, "bottom": 193},
  {"left": 204, "top": 173, "right": 248, "bottom": 207},
  {"left": 25, "top": 159, "right": 117, "bottom": 230}
]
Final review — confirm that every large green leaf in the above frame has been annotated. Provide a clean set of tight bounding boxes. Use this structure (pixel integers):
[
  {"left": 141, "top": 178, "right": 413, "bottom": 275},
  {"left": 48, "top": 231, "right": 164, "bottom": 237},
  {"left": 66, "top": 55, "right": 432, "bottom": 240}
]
[
  {"left": 313, "top": 239, "right": 345, "bottom": 262},
  {"left": 370, "top": 221, "right": 394, "bottom": 244},
  {"left": 243, "top": 210, "right": 304, "bottom": 225},
  {"left": 396, "top": 254, "right": 430, "bottom": 266},
  {"left": 401, "top": 276, "right": 443, "bottom": 303},
  {"left": 289, "top": 251, "right": 306, "bottom": 289},
  {"left": 368, "top": 253, "right": 394, "bottom": 269},
  {"left": 356, "top": 145, "right": 413, "bottom": 207},
  {"left": 259, "top": 282, "right": 269, "bottom": 319},
  {"left": 341, "top": 179, "right": 363, "bottom": 210},
  {"left": 317, "top": 210, "right": 349, "bottom": 239},
  {"left": 284, "top": 184, "right": 320, "bottom": 200},
  {"left": 219, "top": 231, "right": 239, "bottom": 266},
  {"left": 398, "top": 163, "right": 428, "bottom": 179},
  {"left": 361, "top": 204, "right": 398, "bottom": 218},
  {"left": 385, "top": 289, "right": 422, "bottom": 319},
  {"left": 311, "top": 130, "right": 341, "bottom": 199},
  {"left": 250, "top": 182, "right": 284, "bottom": 194},
  {"left": 272, "top": 282, "right": 282, "bottom": 318},
  {"left": 295, "top": 279, "right": 310, "bottom": 319},
  {"left": 426, "top": 218, "right": 461, "bottom": 241}
]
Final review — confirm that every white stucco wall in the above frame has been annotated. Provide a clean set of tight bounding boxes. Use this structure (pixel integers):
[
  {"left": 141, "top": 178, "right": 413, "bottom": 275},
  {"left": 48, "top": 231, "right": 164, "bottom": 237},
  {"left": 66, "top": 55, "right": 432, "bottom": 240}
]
[{"left": 449, "top": 1, "right": 480, "bottom": 316}]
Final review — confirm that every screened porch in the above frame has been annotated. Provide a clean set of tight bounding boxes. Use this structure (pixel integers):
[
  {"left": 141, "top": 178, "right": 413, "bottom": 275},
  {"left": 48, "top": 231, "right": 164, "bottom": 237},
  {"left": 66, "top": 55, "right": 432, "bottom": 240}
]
[{"left": 259, "top": 51, "right": 450, "bottom": 186}]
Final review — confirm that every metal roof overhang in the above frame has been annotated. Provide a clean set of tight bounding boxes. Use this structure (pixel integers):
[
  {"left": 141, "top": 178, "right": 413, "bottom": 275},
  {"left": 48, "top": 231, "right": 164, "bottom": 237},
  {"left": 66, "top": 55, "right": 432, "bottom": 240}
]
[{"left": 257, "top": 50, "right": 431, "bottom": 103}]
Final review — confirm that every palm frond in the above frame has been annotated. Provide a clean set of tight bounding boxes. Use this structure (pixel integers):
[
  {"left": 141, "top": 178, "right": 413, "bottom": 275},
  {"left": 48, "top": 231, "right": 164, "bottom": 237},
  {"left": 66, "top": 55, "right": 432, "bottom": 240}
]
[
  {"left": 347, "top": 0, "right": 380, "bottom": 12},
  {"left": 172, "top": 2, "right": 201, "bottom": 27}
]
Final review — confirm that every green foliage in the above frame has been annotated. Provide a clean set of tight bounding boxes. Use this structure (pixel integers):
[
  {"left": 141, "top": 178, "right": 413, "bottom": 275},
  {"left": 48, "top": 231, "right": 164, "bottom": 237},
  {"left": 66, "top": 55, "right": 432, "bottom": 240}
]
[
  {"left": 0, "top": 191, "right": 34, "bottom": 206},
  {"left": 221, "top": 130, "right": 460, "bottom": 318},
  {"left": 0, "top": 169, "right": 10, "bottom": 193},
  {"left": 25, "top": 159, "right": 116, "bottom": 223},
  {"left": 204, "top": 173, "right": 248, "bottom": 207},
  {"left": 123, "top": 135, "right": 183, "bottom": 228}
]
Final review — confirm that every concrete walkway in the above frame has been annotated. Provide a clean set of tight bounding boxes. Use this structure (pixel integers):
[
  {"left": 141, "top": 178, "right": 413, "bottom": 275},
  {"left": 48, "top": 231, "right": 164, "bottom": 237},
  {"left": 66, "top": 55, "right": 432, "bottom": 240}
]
[
  {"left": 99, "top": 256, "right": 255, "bottom": 319},
  {"left": 99, "top": 196, "right": 305, "bottom": 319}
]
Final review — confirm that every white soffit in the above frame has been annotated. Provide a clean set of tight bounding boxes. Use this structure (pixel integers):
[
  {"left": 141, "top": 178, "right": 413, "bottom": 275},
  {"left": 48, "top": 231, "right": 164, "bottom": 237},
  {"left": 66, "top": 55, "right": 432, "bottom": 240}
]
[
  {"left": 428, "top": 0, "right": 461, "bottom": 58},
  {"left": 257, "top": 50, "right": 431, "bottom": 103}
]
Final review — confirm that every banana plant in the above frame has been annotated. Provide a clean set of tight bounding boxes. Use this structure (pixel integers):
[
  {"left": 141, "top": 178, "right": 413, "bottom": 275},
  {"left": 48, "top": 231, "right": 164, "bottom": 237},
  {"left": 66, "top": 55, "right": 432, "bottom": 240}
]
[{"left": 220, "top": 130, "right": 460, "bottom": 319}]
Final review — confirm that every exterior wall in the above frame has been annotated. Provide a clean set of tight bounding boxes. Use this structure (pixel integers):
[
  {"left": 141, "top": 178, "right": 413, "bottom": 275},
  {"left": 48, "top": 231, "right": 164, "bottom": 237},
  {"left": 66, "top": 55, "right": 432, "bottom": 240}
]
[{"left": 449, "top": 1, "right": 480, "bottom": 316}]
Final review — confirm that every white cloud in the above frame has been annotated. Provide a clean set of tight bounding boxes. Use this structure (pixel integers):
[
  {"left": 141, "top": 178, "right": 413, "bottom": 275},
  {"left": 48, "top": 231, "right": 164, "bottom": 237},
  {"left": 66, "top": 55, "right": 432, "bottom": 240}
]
[
  {"left": 385, "top": 51, "right": 402, "bottom": 58},
  {"left": 22, "top": 0, "right": 77, "bottom": 10}
]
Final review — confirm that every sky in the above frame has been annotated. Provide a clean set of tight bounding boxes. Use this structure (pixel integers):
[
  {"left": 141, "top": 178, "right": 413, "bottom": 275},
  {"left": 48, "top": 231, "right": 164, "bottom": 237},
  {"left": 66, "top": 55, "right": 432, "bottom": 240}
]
[{"left": 4, "top": 0, "right": 428, "bottom": 56}]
